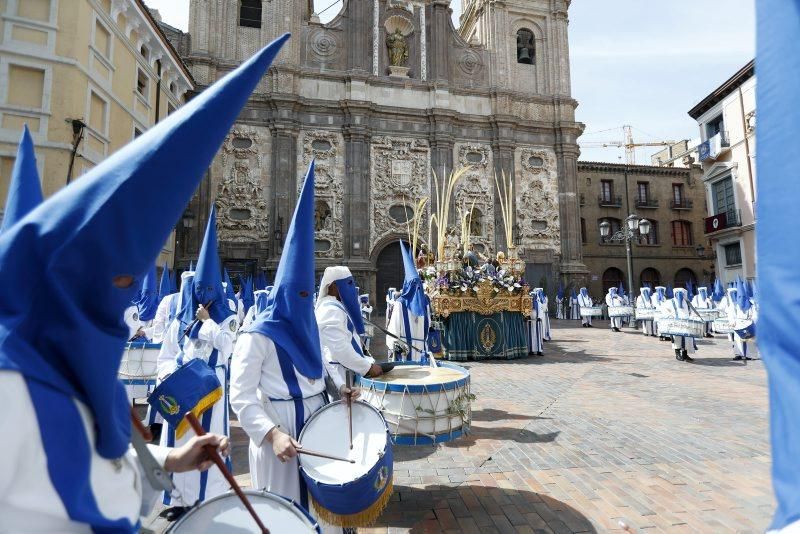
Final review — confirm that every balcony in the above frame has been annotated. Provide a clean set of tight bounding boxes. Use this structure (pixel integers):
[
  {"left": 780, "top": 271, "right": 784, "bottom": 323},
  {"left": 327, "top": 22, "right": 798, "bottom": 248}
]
[
  {"left": 598, "top": 195, "right": 622, "bottom": 208},
  {"left": 670, "top": 198, "right": 694, "bottom": 210},
  {"left": 635, "top": 196, "right": 659, "bottom": 209},
  {"left": 705, "top": 209, "right": 742, "bottom": 234},
  {"left": 698, "top": 131, "right": 731, "bottom": 162}
]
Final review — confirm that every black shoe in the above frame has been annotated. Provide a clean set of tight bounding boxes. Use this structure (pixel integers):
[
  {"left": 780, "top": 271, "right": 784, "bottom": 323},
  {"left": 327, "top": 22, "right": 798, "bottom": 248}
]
[
  {"left": 675, "top": 349, "right": 684, "bottom": 361},
  {"left": 587, "top": 324, "right": 594, "bottom": 328},
  {"left": 160, "top": 506, "right": 190, "bottom": 522},
  {"left": 732, "top": 355, "right": 744, "bottom": 361},
  {"left": 536, "top": 351, "right": 543, "bottom": 356},
  {"left": 612, "top": 327, "right": 620, "bottom": 332},
  {"left": 651, "top": 334, "right": 658, "bottom": 338},
  {"left": 528, "top": 351, "right": 536, "bottom": 356},
  {"left": 705, "top": 334, "right": 714, "bottom": 338},
  {"left": 682, "top": 351, "right": 694, "bottom": 362}
]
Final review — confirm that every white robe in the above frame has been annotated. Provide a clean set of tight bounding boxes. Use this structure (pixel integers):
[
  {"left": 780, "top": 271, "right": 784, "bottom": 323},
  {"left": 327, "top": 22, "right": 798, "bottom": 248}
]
[
  {"left": 691, "top": 294, "right": 715, "bottom": 335},
  {"left": 387, "top": 299, "right": 430, "bottom": 361},
  {"left": 157, "top": 315, "right": 237, "bottom": 506},
  {"left": 577, "top": 293, "right": 593, "bottom": 325},
  {"left": 528, "top": 300, "right": 545, "bottom": 354},
  {"left": 316, "top": 296, "right": 374, "bottom": 386},
  {"left": 660, "top": 298, "right": 696, "bottom": 353},
  {"left": 556, "top": 297, "right": 565, "bottom": 319},
  {"left": 569, "top": 295, "right": 580, "bottom": 320},
  {"left": 538, "top": 296, "right": 552, "bottom": 340},
  {"left": 0, "top": 371, "right": 170, "bottom": 532},
  {"left": 635, "top": 294, "right": 657, "bottom": 336},
  {"left": 727, "top": 303, "right": 757, "bottom": 358},
  {"left": 606, "top": 293, "right": 625, "bottom": 329}
]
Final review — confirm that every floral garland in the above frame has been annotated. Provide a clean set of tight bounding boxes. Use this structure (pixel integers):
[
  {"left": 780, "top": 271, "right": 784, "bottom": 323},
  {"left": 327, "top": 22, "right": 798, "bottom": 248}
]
[{"left": 422, "top": 265, "right": 526, "bottom": 296}]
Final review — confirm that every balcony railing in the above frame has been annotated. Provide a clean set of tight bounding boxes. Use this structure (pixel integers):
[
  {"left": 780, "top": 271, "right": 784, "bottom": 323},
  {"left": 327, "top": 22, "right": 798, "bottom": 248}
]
[
  {"left": 635, "top": 197, "right": 659, "bottom": 209},
  {"left": 698, "top": 131, "right": 731, "bottom": 162},
  {"left": 670, "top": 198, "right": 693, "bottom": 210},
  {"left": 704, "top": 209, "right": 742, "bottom": 234},
  {"left": 598, "top": 195, "right": 622, "bottom": 208}
]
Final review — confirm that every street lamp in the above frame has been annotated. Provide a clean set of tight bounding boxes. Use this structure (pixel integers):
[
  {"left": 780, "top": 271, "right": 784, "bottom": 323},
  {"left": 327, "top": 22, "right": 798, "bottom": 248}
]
[{"left": 599, "top": 214, "right": 650, "bottom": 296}]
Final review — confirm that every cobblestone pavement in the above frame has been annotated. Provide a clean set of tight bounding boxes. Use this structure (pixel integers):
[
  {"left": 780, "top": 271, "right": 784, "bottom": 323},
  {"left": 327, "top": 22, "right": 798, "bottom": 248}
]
[{"left": 145, "top": 320, "right": 773, "bottom": 533}]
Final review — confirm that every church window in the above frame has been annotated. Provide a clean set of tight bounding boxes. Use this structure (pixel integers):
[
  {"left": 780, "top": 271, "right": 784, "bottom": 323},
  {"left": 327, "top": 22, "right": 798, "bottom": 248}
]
[
  {"left": 232, "top": 137, "right": 253, "bottom": 149},
  {"left": 465, "top": 151, "right": 484, "bottom": 164},
  {"left": 239, "top": 0, "right": 262, "bottom": 28},
  {"left": 516, "top": 29, "right": 535, "bottom": 65},
  {"left": 529, "top": 156, "right": 544, "bottom": 167},
  {"left": 389, "top": 204, "right": 414, "bottom": 224},
  {"left": 311, "top": 139, "right": 332, "bottom": 151},
  {"left": 314, "top": 239, "right": 332, "bottom": 252}
]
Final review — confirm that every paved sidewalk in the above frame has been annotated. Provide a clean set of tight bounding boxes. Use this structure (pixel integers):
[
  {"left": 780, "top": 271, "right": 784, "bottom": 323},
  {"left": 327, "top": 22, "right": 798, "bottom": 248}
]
[{"left": 146, "top": 320, "right": 773, "bottom": 533}]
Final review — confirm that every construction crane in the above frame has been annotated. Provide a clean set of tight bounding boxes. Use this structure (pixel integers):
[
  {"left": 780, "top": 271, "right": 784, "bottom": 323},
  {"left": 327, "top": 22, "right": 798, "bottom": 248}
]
[{"left": 581, "top": 125, "right": 677, "bottom": 165}]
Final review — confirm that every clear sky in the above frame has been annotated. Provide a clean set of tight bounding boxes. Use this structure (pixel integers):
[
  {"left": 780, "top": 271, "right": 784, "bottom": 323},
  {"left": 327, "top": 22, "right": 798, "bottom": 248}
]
[{"left": 145, "top": 0, "right": 754, "bottom": 164}]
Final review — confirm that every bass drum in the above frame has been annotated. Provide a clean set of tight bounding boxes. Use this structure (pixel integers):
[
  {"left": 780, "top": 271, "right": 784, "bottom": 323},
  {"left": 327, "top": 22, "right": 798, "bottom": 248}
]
[{"left": 166, "top": 489, "right": 320, "bottom": 533}]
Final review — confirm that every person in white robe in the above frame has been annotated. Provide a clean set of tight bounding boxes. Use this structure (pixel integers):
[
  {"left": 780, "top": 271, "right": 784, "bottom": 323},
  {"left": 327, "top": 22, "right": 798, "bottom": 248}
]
[
  {"left": 606, "top": 287, "right": 625, "bottom": 332},
  {"left": 569, "top": 289, "right": 581, "bottom": 320},
  {"left": 691, "top": 286, "right": 716, "bottom": 338},
  {"left": 635, "top": 287, "right": 658, "bottom": 337},
  {"left": 661, "top": 288, "right": 696, "bottom": 362},
  {"left": 533, "top": 288, "right": 552, "bottom": 341},
  {"left": 577, "top": 287, "right": 594, "bottom": 327},
  {"left": 241, "top": 288, "right": 271, "bottom": 330},
  {"left": 528, "top": 291, "right": 545, "bottom": 356},
  {"left": 361, "top": 294, "right": 374, "bottom": 352},
  {"left": 388, "top": 242, "right": 432, "bottom": 362},
  {"left": 722, "top": 285, "right": 757, "bottom": 361},
  {"left": 654, "top": 286, "right": 670, "bottom": 340}
]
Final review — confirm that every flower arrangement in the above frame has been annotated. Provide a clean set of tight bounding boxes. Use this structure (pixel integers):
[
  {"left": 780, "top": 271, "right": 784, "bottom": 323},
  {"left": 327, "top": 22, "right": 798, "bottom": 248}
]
[{"left": 426, "top": 266, "right": 526, "bottom": 296}]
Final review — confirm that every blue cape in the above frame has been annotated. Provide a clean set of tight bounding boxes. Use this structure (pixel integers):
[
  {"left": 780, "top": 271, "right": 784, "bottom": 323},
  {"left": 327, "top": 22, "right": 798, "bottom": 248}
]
[
  {"left": 736, "top": 278, "right": 751, "bottom": 313},
  {"left": 1, "top": 125, "right": 43, "bottom": 233},
  {"left": 666, "top": 283, "right": 674, "bottom": 298},
  {"left": 245, "top": 162, "right": 322, "bottom": 379},
  {"left": 158, "top": 261, "right": 171, "bottom": 302},
  {"left": 133, "top": 264, "right": 159, "bottom": 322},
  {"left": 335, "top": 276, "right": 366, "bottom": 335},
  {"left": 712, "top": 278, "right": 725, "bottom": 302},
  {"left": 193, "top": 205, "right": 234, "bottom": 326},
  {"left": 0, "top": 34, "right": 290, "bottom": 460},
  {"left": 557, "top": 284, "right": 564, "bottom": 300},
  {"left": 399, "top": 240, "right": 427, "bottom": 317}
]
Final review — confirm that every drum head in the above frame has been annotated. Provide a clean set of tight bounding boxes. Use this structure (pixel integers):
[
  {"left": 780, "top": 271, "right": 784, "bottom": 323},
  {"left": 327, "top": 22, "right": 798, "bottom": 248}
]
[
  {"left": 168, "top": 490, "right": 319, "bottom": 533},
  {"left": 299, "top": 401, "right": 387, "bottom": 485},
  {"left": 371, "top": 365, "right": 464, "bottom": 385}
]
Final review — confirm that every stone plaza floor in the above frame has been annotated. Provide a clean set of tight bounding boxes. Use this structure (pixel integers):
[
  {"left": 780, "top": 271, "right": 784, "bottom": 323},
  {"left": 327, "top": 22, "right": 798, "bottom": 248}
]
[{"left": 145, "top": 319, "right": 773, "bottom": 533}]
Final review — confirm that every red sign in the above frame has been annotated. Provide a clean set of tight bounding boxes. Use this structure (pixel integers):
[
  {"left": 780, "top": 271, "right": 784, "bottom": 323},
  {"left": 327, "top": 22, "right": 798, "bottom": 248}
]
[{"left": 705, "top": 212, "right": 728, "bottom": 233}]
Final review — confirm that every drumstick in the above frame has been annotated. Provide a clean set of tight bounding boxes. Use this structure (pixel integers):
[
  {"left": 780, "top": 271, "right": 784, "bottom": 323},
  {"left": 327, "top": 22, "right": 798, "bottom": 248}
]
[
  {"left": 185, "top": 412, "right": 269, "bottom": 534},
  {"left": 178, "top": 299, "right": 215, "bottom": 343},
  {"left": 346, "top": 370, "right": 353, "bottom": 450},
  {"left": 130, "top": 406, "right": 153, "bottom": 441},
  {"left": 296, "top": 446, "right": 355, "bottom": 464}
]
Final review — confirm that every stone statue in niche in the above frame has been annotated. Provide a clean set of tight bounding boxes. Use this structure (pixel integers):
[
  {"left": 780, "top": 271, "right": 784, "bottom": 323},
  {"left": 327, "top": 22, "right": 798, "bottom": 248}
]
[
  {"left": 387, "top": 29, "right": 409, "bottom": 67},
  {"left": 314, "top": 201, "right": 332, "bottom": 232}
]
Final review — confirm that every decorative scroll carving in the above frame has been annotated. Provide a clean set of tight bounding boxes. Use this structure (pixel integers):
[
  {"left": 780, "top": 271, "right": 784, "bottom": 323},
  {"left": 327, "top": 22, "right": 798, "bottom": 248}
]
[
  {"left": 458, "top": 50, "right": 483, "bottom": 76},
  {"left": 431, "top": 279, "right": 532, "bottom": 318},
  {"left": 298, "top": 130, "right": 344, "bottom": 258},
  {"left": 370, "top": 137, "right": 430, "bottom": 252},
  {"left": 215, "top": 126, "right": 270, "bottom": 242},
  {"left": 515, "top": 147, "right": 560, "bottom": 254},
  {"left": 308, "top": 27, "right": 341, "bottom": 61},
  {"left": 453, "top": 143, "right": 495, "bottom": 254}
]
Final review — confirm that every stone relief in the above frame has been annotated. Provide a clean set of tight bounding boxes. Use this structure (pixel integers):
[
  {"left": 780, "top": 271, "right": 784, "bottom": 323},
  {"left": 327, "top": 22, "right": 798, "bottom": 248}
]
[
  {"left": 515, "top": 147, "right": 561, "bottom": 254},
  {"left": 370, "top": 137, "right": 430, "bottom": 252},
  {"left": 215, "top": 126, "right": 270, "bottom": 243},
  {"left": 458, "top": 50, "right": 484, "bottom": 77},
  {"left": 308, "top": 27, "right": 341, "bottom": 62},
  {"left": 453, "top": 143, "right": 495, "bottom": 254},
  {"left": 298, "top": 130, "right": 344, "bottom": 258}
]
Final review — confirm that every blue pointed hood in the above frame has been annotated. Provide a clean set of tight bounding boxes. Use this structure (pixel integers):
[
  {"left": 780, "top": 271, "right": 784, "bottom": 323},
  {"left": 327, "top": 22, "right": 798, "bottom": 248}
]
[
  {"left": 399, "top": 240, "right": 427, "bottom": 317},
  {"left": 159, "top": 261, "right": 171, "bottom": 301},
  {"left": 713, "top": 278, "right": 725, "bottom": 302},
  {"left": 1, "top": 125, "right": 43, "bottom": 233},
  {"left": 686, "top": 278, "right": 695, "bottom": 298},
  {"left": 223, "top": 268, "right": 237, "bottom": 304},
  {"left": 736, "top": 278, "right": 751, "bottom": 313},
  {"left": 571, "top": 288, "right": 577, "bottom": 299},
  {"left": 255, "top": 271, "right": 269, "bottom": 291},
  {"left": 666, "top": 283, "right": 674, "bottom": 298},
  {"left": 0, "top": 34, "right": 290, "bottom": 459},
  {"left": 193, "top": 205, "right": 232, "bottom": 325},
  {"left": 557, "top": 284, "right": 564, "bottom": 300},
  {"left": 245, "top": 161, "right": 322, "bottom": 379},
  {"left": 254, "top": 288, "right": 271, "bottom": 314},
  {"left": 134, "top": 264, "right": 159, "bottom": 322},
  {"left": 579, "top": 287, "right": 588, "bottom": 298},
  {"left": 617, "top": 282, "right": 625, "bottom": 298},
  {"left": 240, "top": 274, "right": 255, "bottom": 313}
]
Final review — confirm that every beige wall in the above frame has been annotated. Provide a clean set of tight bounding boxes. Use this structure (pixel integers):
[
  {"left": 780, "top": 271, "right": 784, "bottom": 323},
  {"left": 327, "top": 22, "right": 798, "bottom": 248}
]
[{"left": 0, "top": 0, "right": 193, "bottom": 267}]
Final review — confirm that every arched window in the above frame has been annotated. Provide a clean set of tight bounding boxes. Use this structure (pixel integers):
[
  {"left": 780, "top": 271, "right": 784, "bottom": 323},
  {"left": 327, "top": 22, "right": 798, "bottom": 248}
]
[
  {"left": 516, "top": 29, "right": 535, "bottom": 65},
  {"left": 640, "top": 267, "right": 661, "bottom": 288},
  {"left": 602, "top": 267, "right": 625, "bottom": 294},
  {"left": 598, "top": 217, "right": 622, "bottom": 243},
  {"left": 469, "top": 207, "right": 483, "bottom": 236},
  {"left": 671, "top": 220, "right": 693, "bottom": 246},
  {"left": 239, "top": 0, "right": 262, "bottom": 28},
  {"left": 674, "top": 268, "right": 697, "bottom": 290},
  {"left": 639, "top": 220, "right": 659, "bottom": 245}
]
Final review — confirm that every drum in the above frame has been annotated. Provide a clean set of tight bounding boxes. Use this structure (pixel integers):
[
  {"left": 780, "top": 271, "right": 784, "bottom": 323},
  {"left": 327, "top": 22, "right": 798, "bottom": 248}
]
[
  {"left": 166, "top": 489, "right": 320, "bottom": 533},
  {"left": 696, "top": 309, "right": 721, "bottom": 322},
  {"left": 657, "top": 318, "right": 705, "bottom": 338},
  {"left": 358, "top": 362, "right": 471, "bottom": 446},
  {"left": 733, "top": 319, "right": 756, "bottom": 340},
  {"left": 713, "top": 318, "right": 734, "bottom": 334},
  {"left": 634, "top": 307, "right": 657, "bottom": 321},
  {"left": 118, "top": 341, "right": 160, "bottom": 402},
  {"left": 298, "top": 401, "right": 393, "bottom": 528},
  {"left": 608, "top": 306, "right": 634, "bottom": 318},
  {"left": 580, "top": 306, "right": 603, "bottom": 317}
]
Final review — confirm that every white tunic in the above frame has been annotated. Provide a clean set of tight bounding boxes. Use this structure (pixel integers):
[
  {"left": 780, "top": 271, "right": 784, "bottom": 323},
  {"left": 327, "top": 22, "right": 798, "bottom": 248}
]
[
  {"left": 157, "top": 315, "right": 237, "bottom": 506},
  {"left": 0, "top": 371, "right": 170, "bottom": 533},
  {"left": 606, "top": 293, "right": 625, "bottom": 329},
  {"left": 635, "top": 294, "right": 657, "bottom": 335},
  {"left": 660, "top": 298, "right": 696, "bottom": 353},
  {"left": 528, "top": 300, "right": 545, "bottom": 353},
  {"left": 387, "top": 299, "right": 430, "bottom": 360},
  {"left": 315, "top": 296, "right": 374, "bottom": 386},
  {"left": 577, "top": 293, "right": 594, "bottom": 324}
]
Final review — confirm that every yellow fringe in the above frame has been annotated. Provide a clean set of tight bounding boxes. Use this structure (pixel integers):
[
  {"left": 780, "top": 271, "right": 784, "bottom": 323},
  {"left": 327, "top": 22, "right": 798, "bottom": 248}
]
[
  {"left": 309, "top": 479, "right": 394, "bottom": 528},
  {"left": 174, "top": 386, "right": 223, "bottom": 439}
]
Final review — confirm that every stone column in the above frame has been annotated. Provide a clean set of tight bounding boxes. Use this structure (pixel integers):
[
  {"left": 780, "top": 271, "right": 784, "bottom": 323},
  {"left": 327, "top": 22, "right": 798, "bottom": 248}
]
[
  {"left": 342, "top": 101, "right": 372, "bottom": 262},
  {"left": 270, "top": 122, "right": 298, "bottom": 261},
  {"left": 347, "top": 0, "right": 372, "bottom": 72},
  {"left": 555, "top": 140, "right": 588, "bottom": 285},
  {"left": 418, "top": 3, "right": 427, "bottom": 81},
  {"left": 429, "top": 111, "right": 456, "bottom": 229},
  {"left": 429, "top": 1, "right": 451, "bottom": 83}
]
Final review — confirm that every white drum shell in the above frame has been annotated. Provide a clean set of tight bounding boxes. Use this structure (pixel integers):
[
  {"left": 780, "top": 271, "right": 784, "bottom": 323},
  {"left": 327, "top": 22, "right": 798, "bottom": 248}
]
[
  {"left": 118, "top": 343, "right": 160, "bottom": 401},
  {"left": 580, "top": 306, "right": 603, "bottom": 317},
  {"left": 608, "top": 306, "right": 634, "bottom": 318},
  {"left": 713, "top": 318, "right": 734, "bottom": 334},
  {"left": 634, "top": 308, "right": 657, "bottom": 321},
  {"left": 657, "top": 319, "right": 705, "bottom": 338},
  {"left": 696, "top": 309, "right": 721, "bottom": 321}
]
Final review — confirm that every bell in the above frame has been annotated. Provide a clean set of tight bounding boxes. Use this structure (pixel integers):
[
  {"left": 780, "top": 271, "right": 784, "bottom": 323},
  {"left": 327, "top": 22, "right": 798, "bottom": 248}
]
[{"left": 517, "top": 47, "right": 533, "bottom": 64}]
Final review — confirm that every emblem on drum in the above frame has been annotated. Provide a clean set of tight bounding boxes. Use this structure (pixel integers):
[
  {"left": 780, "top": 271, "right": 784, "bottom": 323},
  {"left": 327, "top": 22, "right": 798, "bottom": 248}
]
[
  {"left": 159, "top": 394, "right": 180, "bottom": 416},
  {"left": 374, "top": 466, "right": 389, "bottom": 492}
]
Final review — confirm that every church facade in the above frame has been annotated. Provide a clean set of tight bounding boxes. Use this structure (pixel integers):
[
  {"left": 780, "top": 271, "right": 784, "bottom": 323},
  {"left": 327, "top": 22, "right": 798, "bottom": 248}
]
[{"left": 169, "top": 0, "right": 585, "bottom": 303}]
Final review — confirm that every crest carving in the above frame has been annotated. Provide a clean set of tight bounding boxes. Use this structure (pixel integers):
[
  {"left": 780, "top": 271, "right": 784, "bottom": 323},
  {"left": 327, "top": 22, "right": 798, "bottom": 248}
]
[
  {"left": 454, "top": 143, "right": 495, "bottom": 254},
  {"left": 515, "top": 148, "right": 560, "bottom": 254},
  {"left": 298, "top": 130, "right": 344, "bottom": 258}
]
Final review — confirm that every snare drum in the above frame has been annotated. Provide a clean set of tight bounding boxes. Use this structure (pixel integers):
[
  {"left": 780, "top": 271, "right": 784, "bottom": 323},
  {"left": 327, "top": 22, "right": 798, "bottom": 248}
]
[
  {"left": 608, "top": 305, "right": 634, "bottom": 318},
  {"left": 695, "top": 309, "right": 720, "bottom": 322},
  {"left": 657, "top": 318, "right": 705, "bottom": 338},
  {"left": 580, "top": 306, "right": 603, "bottom": 317},
  {"left": 358, "top": 362, "right": 471, "bottom": 446},
  {"left": 733, "top": 320, "right": 756, "bottom": 340},
  {"left": 713, "top": 318, "right": 734, "bottom": 334},
  {"left": 634, "top": 307, "right": 657, "bottom": 321},
  {"left": 166, "top": 489, "right": 320, "bottom": 533},
  {"left": 298, "top": 401, "right": 393, "bottom": 528},
  {"left": 118, "top": 341, "right": 161, "bottom": 402}
]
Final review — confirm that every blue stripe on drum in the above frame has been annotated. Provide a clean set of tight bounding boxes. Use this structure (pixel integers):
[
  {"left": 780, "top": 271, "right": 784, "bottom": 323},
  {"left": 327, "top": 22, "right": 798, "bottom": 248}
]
[
  {"left": 355, "top": 361, "right": 470, "bottom": 394},
  {"left": 392, "top": 427, "right": 467, "bottom": 446},
  {"left": 125, "top": 342, "right": 162, "bottom": 350}
]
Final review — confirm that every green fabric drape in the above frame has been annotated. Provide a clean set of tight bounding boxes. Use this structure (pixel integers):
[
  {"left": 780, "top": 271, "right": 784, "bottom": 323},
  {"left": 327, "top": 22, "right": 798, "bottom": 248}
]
[{"left": 443, "top": 311, "right": 528, "bottom": 361}]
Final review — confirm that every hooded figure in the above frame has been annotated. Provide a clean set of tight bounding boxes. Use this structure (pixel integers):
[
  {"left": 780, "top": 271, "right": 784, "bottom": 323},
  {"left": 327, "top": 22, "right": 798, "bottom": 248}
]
[
  {"left": 230, "top": 161, "right": 352, "bottom": 519},
  {"left": 578, "top": 287, "right": 594, "bottom": 326},
  {"left": 691, "top": 286, "right": 715, "bottom": 338},
  {"left": 636, "top": 287, "right": 657, "bottom": 337},
  {"left": 569, "top": 288, "right": 580, "bottom": 320},
  {"left": 0, "top": 33, "right": 290, "bottom": 532},
  {"left": 0, "top": 125, "right": 43, "bottom": 233},
  {"left": 360, "top": 294, "right": 375, "bottom": 351},
  {"left": 387, "top": 241, "right": 431, "bottom": 361},
  {"left": 606, "top": 286, "right": 625, "bottom": 332},
  {"left": 663, "top": 288, "right": 696, "bottom": 362},
  {"left": 653, "top": 286, "right": 670, "bottom": 340},
  {"left": 556, "top": 284, "right": 565, "bottom": 320},
  {"left": 123, "top": 264, "right": 158, "bottom": 341},
  {"left": 315, "top": 266, "right": 379, "bottom": 388},
  {"left": 725, "top": 278, "right": 757, "bottom": 361},
  {"left": 149, "top": 261, "right": 179, "bottom": 345},
  {"left": 223, "top": 268, "right": 244, "bottom": 323},
  {"left": 240, "top": 274, "right": 255, "bottom": 317},
  {"left": 157, "top": 207, "right": 238, "bottom": 511},
  {"left": 534, "top": 288, "right": 551, "bottom": 341},
  {"left": 528, "top": 289, "right": 545, "bottom": 356},
  {"left": 241, "top": 288, "right": 272, "bottom": 330}
]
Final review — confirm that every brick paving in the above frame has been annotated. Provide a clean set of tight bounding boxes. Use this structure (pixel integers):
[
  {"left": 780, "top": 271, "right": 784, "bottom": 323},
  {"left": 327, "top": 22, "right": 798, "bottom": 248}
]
[{"left": 144, "top": 320, "right": 773, "bottom": 533}]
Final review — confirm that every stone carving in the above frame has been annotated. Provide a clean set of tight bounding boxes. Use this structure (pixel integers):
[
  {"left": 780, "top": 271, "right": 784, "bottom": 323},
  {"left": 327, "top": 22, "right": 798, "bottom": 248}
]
[
  {"left": 370, "top": 137, "right": 430, "bottom": 252},
  {"left": 298, "top": 130, "right": 344, "bottom": 258},
  {"left": 458, "top": 50, "right": 483, "bottom": 76},
  {"left": 215, "top": 127, "right": 270, "bottom": 243},
  {"left": 308, "top": 27, "right": 341, "bottom": 61},
  {"left": 386, "top": 29, "right": 409, "bottom": 67},
  {"left": 515, "top": 147, "right": 560, "bottom": 254},
  {"left": 453, "top": 143, "right": 495, "bottom": 254}
]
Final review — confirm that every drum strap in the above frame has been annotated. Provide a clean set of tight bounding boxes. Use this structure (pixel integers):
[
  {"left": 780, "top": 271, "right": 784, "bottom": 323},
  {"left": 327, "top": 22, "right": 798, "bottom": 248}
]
[{"left": 322, "top": 300, "right": 366, "bottom": 358}]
